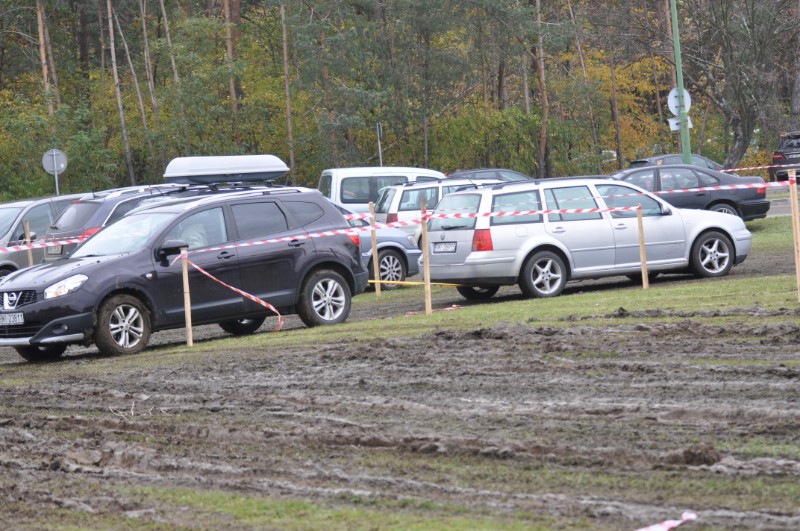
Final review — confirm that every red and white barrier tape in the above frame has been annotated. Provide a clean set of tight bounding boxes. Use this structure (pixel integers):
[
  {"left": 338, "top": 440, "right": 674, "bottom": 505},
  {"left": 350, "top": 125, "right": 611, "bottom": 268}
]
[
  {"left": 0, "top": 236, "right": 87, "bottom": 256},
  {"left": 721, "top": 162, "right": 799, "bottom": 174},
  {"left": 185, "top": 257, "right": 283, "bottom": 331},
  {"left": 635, "top": 511, "right": 697, "bottom": 531}
]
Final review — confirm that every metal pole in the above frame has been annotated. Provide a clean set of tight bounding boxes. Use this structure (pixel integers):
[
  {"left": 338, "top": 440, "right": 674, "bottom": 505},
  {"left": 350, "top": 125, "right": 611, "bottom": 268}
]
[
  {"left": 52, "top": 151, "right": 60, "bottom": 195},
  {"left": 670, "top": 0, "right": 692, "bottom": 163}
]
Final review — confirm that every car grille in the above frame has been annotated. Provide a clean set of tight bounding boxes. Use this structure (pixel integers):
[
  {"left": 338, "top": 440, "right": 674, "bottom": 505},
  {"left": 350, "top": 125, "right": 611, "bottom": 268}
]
[
  {"left": 1, "top": 290, "right": 37, "bottom": 308},
  {"left": 0, "top": 323, "right": 42, "bottom": 339}
]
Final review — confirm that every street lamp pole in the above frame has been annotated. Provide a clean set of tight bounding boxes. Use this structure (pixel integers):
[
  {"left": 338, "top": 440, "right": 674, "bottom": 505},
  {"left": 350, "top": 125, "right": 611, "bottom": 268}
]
[{"left": 670, "top": 0, "right": 692, "bottom": 163}]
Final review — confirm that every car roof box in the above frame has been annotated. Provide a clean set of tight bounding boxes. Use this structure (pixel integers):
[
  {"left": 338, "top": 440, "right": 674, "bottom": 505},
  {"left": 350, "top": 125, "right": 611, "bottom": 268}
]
[{"left": 163, "top": 154, "right": 289, "bottom": 184}]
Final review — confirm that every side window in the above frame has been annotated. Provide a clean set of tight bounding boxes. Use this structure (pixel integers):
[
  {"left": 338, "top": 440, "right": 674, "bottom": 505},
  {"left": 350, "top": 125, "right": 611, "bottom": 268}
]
[
  {"left": 400, "top": 188, "right": 437, "bottom": 211},
  {"left": 231, "top": 202, "right": 288, "bottom": 239},
  {"left": 376, "top": 176, "right": 407, "bottom": 190},
  {"left": 694, "top": 170, "right": 719, "bottom": 187},
  {"left": 661, "top": 168, "right": 699, "bottom": 191},
  {"left": 597, "top": 184, "right": 662, "bottom": 218},
  {"left": 545, "top": 185, "right": 601, "bottom": 222},
  {"left": 14, "top": 204, "right": 53, "bottom": 241},
  {"left": 491, "top": 190, "right": 542, "bottom": 226},
  {"left": 340, "top": 177, "right": 372, "bottom": 203},
  {"left": 166, "top": 207, "right": 227, "bottom": 250},
  {"left": 318, "top": 174, "right": 332, "bottom": 198},
  {"left": 621, "top": 169, "right": 655, "bottom": 191},
  {"left": 281, "top": 200, "right": 324, "bottom": 226}
]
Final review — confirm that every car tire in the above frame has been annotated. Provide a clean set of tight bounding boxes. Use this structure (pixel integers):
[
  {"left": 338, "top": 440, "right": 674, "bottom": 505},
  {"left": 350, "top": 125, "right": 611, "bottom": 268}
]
[
  {"left": 456, "top": 285, "right": 499, "bottom": 300},
  {"left": 297, "top": 269, "right": 351, "bottom": 327},
  {"left": 94, "top": 294, "right": 151, "bottom": 356},
  {"left": 519, "top": 250, "right": 567, "bottom": 298},
  {"left": 0, "top": 267, "right": 14, "bottom": 279},
  {"left": 709, "top": 203, "right": 740, "bottom": 217},
  {"left": 690, "top": 231, "right": 734, "bottom": 278},
  {"left": 219, "top": 316, "right": 266, "bottom": 335},
  {"left": 370, "top": 249, "right": 406, "bottom": 290},
  {"left": 14, "top": 344, "right": 67, "bottom": 362}
]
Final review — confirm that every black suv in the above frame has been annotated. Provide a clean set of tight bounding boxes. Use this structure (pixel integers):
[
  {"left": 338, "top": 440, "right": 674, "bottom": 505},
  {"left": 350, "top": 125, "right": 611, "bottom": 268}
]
[
  {"left": 0, "top": 187, "right": 368, "bottom": 362},
  {"left": 769, "top": 131, "right": 800, "bottom": 182}
]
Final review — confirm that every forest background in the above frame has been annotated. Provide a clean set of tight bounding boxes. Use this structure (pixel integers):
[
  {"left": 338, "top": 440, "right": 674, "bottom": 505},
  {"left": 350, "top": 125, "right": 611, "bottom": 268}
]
[{"left": 1, "top": 0, "right": 798, "bottom": 200}]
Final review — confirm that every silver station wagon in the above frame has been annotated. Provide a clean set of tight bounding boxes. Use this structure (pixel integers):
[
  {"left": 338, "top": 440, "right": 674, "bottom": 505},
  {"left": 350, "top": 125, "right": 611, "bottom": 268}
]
[{"left": 423, "top": 177, "right": 752, "bottom": 300}]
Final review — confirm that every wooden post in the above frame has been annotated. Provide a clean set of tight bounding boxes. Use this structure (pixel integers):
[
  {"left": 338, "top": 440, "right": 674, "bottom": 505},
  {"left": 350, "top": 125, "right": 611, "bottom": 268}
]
[
  {"left": 23, "top": 220, "right": 33, "bottom": 267},
  {"left": 181, "top": 248, "right": 193, "bottom": 347},
  {"left": 369, "top": 201, "right": 381, "bottom": 296},
  {"left": 421, "top": 197, "right": 432, "bottom": 315},
  {"left": 788, "top": 170, "right": 800, "bottom": 302},
  {"left": 637, "top": 204, "right": 649, "bottom": 289}
]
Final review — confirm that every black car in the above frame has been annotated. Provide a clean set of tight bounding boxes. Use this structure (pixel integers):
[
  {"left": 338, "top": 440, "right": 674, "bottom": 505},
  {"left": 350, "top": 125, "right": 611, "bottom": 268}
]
[
  {"left": 628, "top": 153, "right": 724, "bottom": 171},
  {"left": 610, "top": 164, "right": 769, "bottom": 221},
  {"left": 0, "top": 187, "right": 369, "bottom": 362},
  {"left": 769, "top": 131, "right": 800, "bottom": 182},
  {"left": 446, "top": 168, "right": 531, "bottom": 182},
  {"left": 43, "top": 184, "right": 186, "bottom": 262}
]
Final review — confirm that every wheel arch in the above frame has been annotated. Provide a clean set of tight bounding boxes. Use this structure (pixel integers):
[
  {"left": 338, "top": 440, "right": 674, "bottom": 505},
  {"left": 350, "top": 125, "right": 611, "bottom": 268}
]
[
  {"left": 301, "top": 260, "right": 358, "bottom": 296},
  {"left": 93, "top": 286, "right": 158, "bottom": 327},
  {"left": 518, "top": 244, "right": 572, "bottom": 284},
  {"left": 706, "top": 200, "right": 740, "bottom": 217}
]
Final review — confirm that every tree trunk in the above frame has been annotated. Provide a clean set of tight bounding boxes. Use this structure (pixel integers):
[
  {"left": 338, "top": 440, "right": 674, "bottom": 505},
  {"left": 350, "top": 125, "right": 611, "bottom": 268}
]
[
  {"left": 610, "top": 56, "right": 623, "bottom": 171},
  {"left": 280, "top": 5, "right": 296, "bottom": 185},
  {"left": 114, "top": 9, "right": 155, "bottom": 161},
  {"left": 222, "top": 0, "right": 241, "bottom": 146},
  {"left": 106, "top": 0, "right": 136, "bottom": 185},
  {"left": 159, "top": 0, "right": 180, "bottom": 85},
  {"left": 97, "top": 0, "right": 106, "bottom": 70},
  {"left": 35, "top": 0, "right": 53, "bottom": 117},
  {"left": 791, "top": 0, "right": 800, "bottom": 129},
  {"left": 567, "top": 0, "right": 600, "bottom": 167},
  {"left": 42, "top": 9, "right": 60, "bottom": 107},
  {"left": 534, "top": 0, "right": 548, "bottom": 178},
  {"left": 139, "top": 0, "right": 162, "bottom": 130}
]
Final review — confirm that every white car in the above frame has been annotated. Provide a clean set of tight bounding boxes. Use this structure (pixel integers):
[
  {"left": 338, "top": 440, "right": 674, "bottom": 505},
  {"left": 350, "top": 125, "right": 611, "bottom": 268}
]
[{"left": 422, "top": 177, "right": 752, "bottom": 300}]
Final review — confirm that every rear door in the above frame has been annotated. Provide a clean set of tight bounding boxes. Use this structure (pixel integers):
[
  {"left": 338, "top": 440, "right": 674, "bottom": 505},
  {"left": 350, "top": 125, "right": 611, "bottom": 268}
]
[{"left": 655, "top": 167, "right": 710, "bottom": 210}]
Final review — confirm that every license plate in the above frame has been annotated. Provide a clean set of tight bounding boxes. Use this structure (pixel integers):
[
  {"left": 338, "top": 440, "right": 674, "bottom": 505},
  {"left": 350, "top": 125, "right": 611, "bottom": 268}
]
[
  {"left": 0, "top": 312, "right": 24, "bottom": 325},
  {"left": 433, "top": 242, "right": 457, "bottom": 253},
  {"left": 47, "top": 245, "right": 63, "bottom": 255}
]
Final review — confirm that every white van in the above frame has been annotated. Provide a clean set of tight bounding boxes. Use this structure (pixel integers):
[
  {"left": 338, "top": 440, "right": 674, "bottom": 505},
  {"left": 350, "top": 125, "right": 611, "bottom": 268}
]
[{"left": 317, "top": 166, "right": 445, "bottom": 212}]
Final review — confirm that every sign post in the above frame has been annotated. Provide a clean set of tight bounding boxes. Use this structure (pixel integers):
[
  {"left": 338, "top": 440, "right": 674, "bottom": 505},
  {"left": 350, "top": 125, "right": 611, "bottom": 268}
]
[{"left": 42, "top": 149, "right": 67, "bottom": 196}]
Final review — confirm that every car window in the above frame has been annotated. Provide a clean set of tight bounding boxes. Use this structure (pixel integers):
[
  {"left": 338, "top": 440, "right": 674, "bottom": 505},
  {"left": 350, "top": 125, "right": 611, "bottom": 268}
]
[
  {"left": 693, "top": 170, "right": 719, "bottom": 187},
  {"left": 105, "top": 197, "right": 150, "bottom": 226},
  {"left": 498, "top": 170, "right": 529, "bottom": 181},
  {"left": 621, "top": 169, "right": 655, "bottom": 191},
  {"left": 340, "top": 177, "right": 372, "bottom": 203},
  {"left": 429, "top": 193, "right": 480, "bottom": 231},
  {"left": 415, "top": 176, "right": 439, "bottom": 182},
  {"left": 375, "top": 188, "right": 395, "bottom": 214},
  {"left": 318, "top": 174, "right": 332, "bottom": 197},
  {"left": 14, "top": 204, "right": 53, "bottom": 241},
  {"left": 400, "top": 187, "right": 437, "bottom": 211},
  {"left": 50, "top": 201, "right": 101, "bottom": 232},
  {"left": 545, "top": 185, "right": 601, "bottom": 222},
  {"left": 282, "top": 200, "right": 324, "bottom": 226},
  {"left": 443, "top": 184, "right": 474, "bottom": 195},
  {"left": 660, "top": 168, "right": 698, "bottom": 190},
  {"left": 166, "top": 207, "right": 228, "bottom": 250},
  {"left": 77, "top": 211, "right": 176, "bottom": 256},
  {"left": 491, "top": 190, "right": 542, "bottom": 226},
  {"left": 231, "top": 202, "right": 288, "bottom": 240},
  {"left": 596, "top": 183, "right": 662, "bottom": 218},
  {"left": 0, "top": 206, "right": 25, "bottom": 237}
]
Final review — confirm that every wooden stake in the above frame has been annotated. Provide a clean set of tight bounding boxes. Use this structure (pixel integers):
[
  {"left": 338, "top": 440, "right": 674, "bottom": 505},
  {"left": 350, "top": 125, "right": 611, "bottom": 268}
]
[
  {"left": 788, "top": 170, "right": 800, "bottom": 302},
  {"left": 421, "top": 197, "right": 432, "bottom": 315},
  {"left": 369, "top": 201, "right": 381, "bottom": 296},
  {"left": 637, "top": 204, "right": 649, "bottom": 289},
  {"left": 181, "top": 248, "right": 193, "bottom": 347},
  {"left": 23, "top": 220, "right": 33, "bottom": 267}
]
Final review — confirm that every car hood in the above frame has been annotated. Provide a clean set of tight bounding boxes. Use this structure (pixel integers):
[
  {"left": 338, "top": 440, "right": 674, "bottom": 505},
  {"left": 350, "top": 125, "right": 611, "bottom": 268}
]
[{"left": 0, "top": 254, "right": 139, "bottom": 290}]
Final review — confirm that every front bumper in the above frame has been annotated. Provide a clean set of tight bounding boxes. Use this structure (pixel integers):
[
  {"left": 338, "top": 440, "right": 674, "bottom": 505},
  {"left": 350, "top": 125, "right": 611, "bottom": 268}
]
[{"left": 0, "top": 310, "right": 93, "bottom": 347}]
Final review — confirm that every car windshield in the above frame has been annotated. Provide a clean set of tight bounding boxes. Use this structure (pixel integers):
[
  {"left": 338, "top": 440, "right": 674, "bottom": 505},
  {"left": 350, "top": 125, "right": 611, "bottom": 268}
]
[
  {"left": 72, "top": 212, "right": 176, "bottom": 257},
  {"left": 0, "top": 206, "right": 24, "bottom": 236},
  {"left": 374, "top": 188, "right": 395, "bottom": 214},
  {"left": 50, "top": 201, "right": 100, "bottom": 232}
]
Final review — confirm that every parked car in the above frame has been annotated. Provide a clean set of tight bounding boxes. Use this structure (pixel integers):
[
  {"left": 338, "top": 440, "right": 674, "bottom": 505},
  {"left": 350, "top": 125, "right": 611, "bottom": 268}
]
[
  {"left": 43, "top": 184, "right": 187, "bottom": 262},
  {"left": 422, "top": 177, "right": 751, "bottom": 301},
  {"left": 0, "top": 156, "right": 368, "bottom": 362},
  {"left": 0, "top": 193, "right": 90, "bottom": 277},
  {"left": 769, "top": 131, "right": 800, "bottom": 182},
  {"left": 374, "top": 178, "right": 501, "bottom": 247},
  {"left": 628, "top": 153, "right": 724, "bottom": 171},
  {"left": 609, "top": 164, "right": 769, "bottom": 221},
  {"left": 317, "top": 166, "right": 445, "bottom": 213},
  {"left": 446, "top": 168, "right": 531, "bottom": 182},
  {"left": 331, "top": 203, "right": 421, "bottom": 290}
]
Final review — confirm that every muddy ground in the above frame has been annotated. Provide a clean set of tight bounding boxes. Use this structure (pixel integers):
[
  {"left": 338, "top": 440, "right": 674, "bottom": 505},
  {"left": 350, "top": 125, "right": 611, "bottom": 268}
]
[{"left": 1, "top": 232, "right": 799, "bottom": 529}]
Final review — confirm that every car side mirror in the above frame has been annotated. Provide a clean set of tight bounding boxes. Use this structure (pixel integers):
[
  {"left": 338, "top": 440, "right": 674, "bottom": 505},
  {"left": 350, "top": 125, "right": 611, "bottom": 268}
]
[
  {"left": 157, "top": 239, "right": 189, "bottom": 259},
  {"left": 661, "top": 205, "right": 672, "bottom": 216}
]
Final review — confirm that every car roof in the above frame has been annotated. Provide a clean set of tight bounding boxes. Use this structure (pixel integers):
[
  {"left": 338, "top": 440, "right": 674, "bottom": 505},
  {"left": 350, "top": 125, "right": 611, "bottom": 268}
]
[
  {"left": 321, "top": 166, "right": 445, "bottom": 177},
  {"left": 128, "top": 186, "right": 321, "bottom": 215}
]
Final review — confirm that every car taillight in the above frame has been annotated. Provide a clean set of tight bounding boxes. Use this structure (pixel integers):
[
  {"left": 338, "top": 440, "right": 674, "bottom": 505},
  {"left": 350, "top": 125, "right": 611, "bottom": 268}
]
[
  {"left": 773, "top": 152, "right": 786, "bottom": 163},
  {"left": 472, "top": 229, "right": 493, "bottom": 252},
  {"left": 79, "top": 227, "right": 101, "bottom": 239},
  {"left": 387, "top": 213, "right": 398, "bottom": 224},
  {"left": 757, "top": 186, "right": 766, "bottom": 195},
  {"left": 347, "top": 233, "right": 360, "bottom": 247}
]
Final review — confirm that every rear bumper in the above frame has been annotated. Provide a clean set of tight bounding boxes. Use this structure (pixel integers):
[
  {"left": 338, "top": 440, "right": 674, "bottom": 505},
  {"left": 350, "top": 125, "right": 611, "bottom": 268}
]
[{"left": 739, "top": 199, "right": 771, "bottom": 221}]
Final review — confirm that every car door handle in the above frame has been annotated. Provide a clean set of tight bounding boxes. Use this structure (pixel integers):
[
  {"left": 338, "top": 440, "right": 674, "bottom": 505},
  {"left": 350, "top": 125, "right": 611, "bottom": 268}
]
[
  {"left": 551, "top": 227, "right": 566, "bottom": 234},
  {"left": 289, "top": 240, "right": 306, "bottom": 247},
  {"left": 614, "top": 223, "right": 629, "bottom": 230},
  {"left": 217, "top": 251, "right": 235, "bottom": 260}
]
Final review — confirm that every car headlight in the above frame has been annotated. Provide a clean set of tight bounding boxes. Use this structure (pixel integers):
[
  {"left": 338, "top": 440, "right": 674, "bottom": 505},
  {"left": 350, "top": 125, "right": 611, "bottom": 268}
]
[
  {"left": 405, "top": 235, "right": 417, "bottom": 247},
  {"left": 44, "top": 274, "right": 88, "bottom": 300}
]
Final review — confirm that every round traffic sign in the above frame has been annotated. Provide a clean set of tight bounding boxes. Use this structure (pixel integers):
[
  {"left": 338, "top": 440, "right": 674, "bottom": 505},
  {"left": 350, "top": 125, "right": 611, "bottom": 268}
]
[
  {"left": 667, "top": 88, "right": 692, "bottom": 116},
  {"left": 42, "top": 149, "right": 68, "bottom": 175}
]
